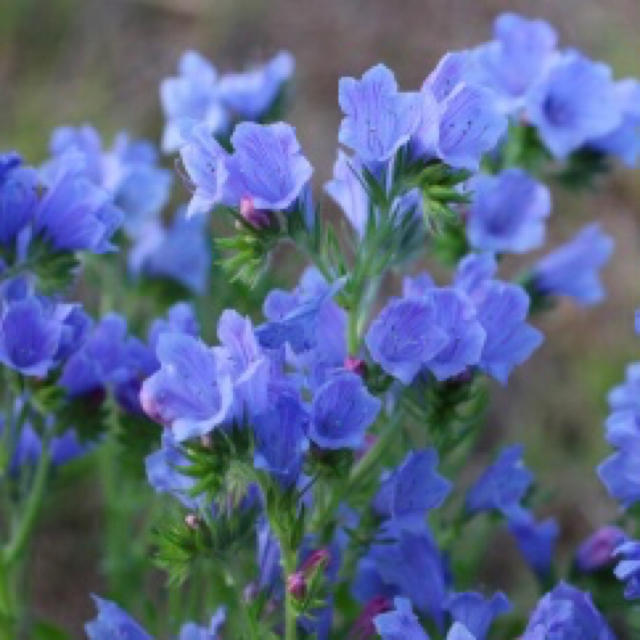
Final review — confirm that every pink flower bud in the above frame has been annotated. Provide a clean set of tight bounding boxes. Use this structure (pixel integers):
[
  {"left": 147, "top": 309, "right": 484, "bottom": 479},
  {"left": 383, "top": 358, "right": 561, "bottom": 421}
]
[
  {"left": 286, "top": 571, "right": 307, "bottom": 600},
  {"left": 345, "top": 355, "right": 368, "bottom": 377},
  {"left": 576, "top": 525, "right": 627, "bottom": 572},
  {"left": 240, "top": 196, "right": 273, "bottom": 230},
  {"left": 350, "top": 596, "right": 392, "bottom": 639},
  {"left": 300, "top": 547, "right": 331, "bottom": 575}
]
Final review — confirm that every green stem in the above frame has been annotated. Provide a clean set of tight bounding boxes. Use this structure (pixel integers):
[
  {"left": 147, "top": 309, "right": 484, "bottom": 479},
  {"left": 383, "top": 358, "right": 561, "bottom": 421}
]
[{"left": 282, "top": 547, "right": 297, "bottom": 640}]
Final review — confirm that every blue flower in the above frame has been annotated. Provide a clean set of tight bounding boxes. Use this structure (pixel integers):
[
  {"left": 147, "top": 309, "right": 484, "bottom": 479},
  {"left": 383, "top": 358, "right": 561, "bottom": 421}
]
[
  {"left": 145, "top": 431, "right": 200, "bottom": 509},
  {"left": 532, "top": 223, "right": 614, "bottom": 306},
  {"left": 140, "top": 332, "right": 233, "bottom": 442},
  {"left": 179, "top": 124, "right": 229, "bottom": 217},
  {"left": 50, "top": 429, "right": 88, "bottom": 466},
  {"left": 35, "top": 164, "right": 123, "bottom": 253},
  {"left": 365, "top": 298, "right": 448, "bottom": 384},
  {"left": 253, "top": 392, "right": 309, "bottom": 486},
  {"left": 338, "top": 64, "right": 421, "bottom": 164},
  {"left": 608, "top": 362, "right": 640, "bottom": 414},
  {"left": 472, "top": 13, "right": 557, "bottom": 111},
  {"left": 446, "top": 591, "right": 510, "bottom": 640},
  {"left": 422, "top": 287, "right": 486, "bottom": 381},
  {"left": 576, "top": 526, "right": 627, "bottom": 572},
  {"left": 591, "top": 78, "right": 640, "bottom": 167},
  {"left": 466, "top": 445, "right": 533, "bottom": 517},
  {"left": 614, "top": 540, "right": 640, "bottom": 599},
  {"left": 85, "top": 595, "right": 151, "bottom": 639},
  {"left": 324, "top": 150, "right": 369, "bottom": 238},
  {"left": 160, "top": 50, "right": 227, "bottom": 153},
  {"left": 148, "top": 302, "right": 200, "bottom": 354},
  {"left": 465, "top": 169, "right": 551, "bottom": 254},
  {"left": 508, "top": 512, "right": 559, "bottom": 578},
  {"left": 46, "top": 124, "right": 103, "bottom": 183},
  {"left": 475, "top": 281, "right": 543, "bottom": 384},
  {"left": 257, "top": 517, "right": 282, "bottom": 592},
  {"left": 225, "top": 121, "right": 313, "bottom": 211},
  {"left": 0, "top": 295, "right": 75, "bottom": 377},
  {"left": 521, "top": 583, "right": 615, "bottom": 640},
  {"left": 374, "top": 597, "right": 430, "bottom": 640},
  {"left": 178, "top": 607, "right": 226, "bottom": 640},
  {"left": 128, "top": 210, "right": 211, "bottom": 294},
  {"left": 309, "top": 372, "right": 381, "bottom": 449},
  {"left": 0, "top": 152, "right": 39, "bottom": 247},
  {"left": 374, "top": 449, "right": 451, "bottom": 530},
  {"left": 598, "top": 435, "right": 640, "bottom": 508},
  {"left": 526, "top": 51, "right": 622, "bottom": 158},
  {"left": 218, "top": 50, "right": 294, "bottom": 120}
]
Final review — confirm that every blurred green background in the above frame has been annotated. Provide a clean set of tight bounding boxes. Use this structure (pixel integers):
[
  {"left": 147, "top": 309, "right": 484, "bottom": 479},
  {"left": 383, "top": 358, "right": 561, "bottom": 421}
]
[{"left": 2, "top": 0, "right": 640, "bottom": 635}]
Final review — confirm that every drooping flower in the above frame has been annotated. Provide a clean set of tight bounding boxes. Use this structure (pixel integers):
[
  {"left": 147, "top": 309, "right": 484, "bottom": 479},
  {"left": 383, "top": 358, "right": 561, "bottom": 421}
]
[
  {"left": 374, "top": 449, "right": 452, "bottom": 530},
  {"left": 521, "top": 583, "right": 615, "bottom": 640},
  {"left": 218, "top": 50, "right": 294, "bottom": 120},
  {"left": 465, "top": 168, "right": 551, "bottom": 254},
  {"left": 309, "top": 372, "right": 381, "bottom": 450},
  {"left": 85, "top": 595, "right": 151, "bottom": 640},
  {"left": 466, "top": 444, "right": 533, "bottom": 517},
  {"left": 508, "top": 512, "right": 559, "bottom": 577},
  {"left": 531, "top": 223, "right": 614, "bottom": 306},
  {"left": 338, "top": 64, "right": 421, "bottom": 164},
  {"left": 614, "top": 540, "right": 640, "bottom": 599},
  {"left": 526, "top": 50, "right": 622, "bottom": 158},
  {"left": 0, "top": 152, "right": 39, "bottom": 247}
]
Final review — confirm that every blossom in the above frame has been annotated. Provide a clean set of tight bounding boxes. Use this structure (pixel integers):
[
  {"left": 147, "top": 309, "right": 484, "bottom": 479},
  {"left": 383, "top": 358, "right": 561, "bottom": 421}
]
[
  {"left": 526, "top": 51, "right": 622, "bottom": 158},
  {"left": 85, "top": 595, "right": 151, "bottom": 639},
  {"left": 128, "top": 210, "right": 211, "bottom": 294},
  {"left": 521, "top": 583, "right": 615, "bottom": 640},
  {"left": 374, "top": 597, "right": 430, "bottom": 640},
  {"left": 140, "top": 332, "right": 233, "bottom": 442},
  {"left": 0, "top": 152, "right": 38, "bottom": 246},
  {"left": 465, "top": 168, "right": 551, "bottom": 253},
  {"left": 475, "top": 281, "right": 543, "bottom": 384},
  {"left": 224, "top": 121, "right": 313, "bottom": 210},
  {"left": 576, "top": 526, "right": 627, "bottom": 572},
  {"left": 365, "top": 298, "right": 448, "bottom": 384},
  {"left": 374, "top": 449, "right": 451, "bottom": 530},
  {"left": 160, "top": 50, "right": 227, "bottom": 153},
  {"left": 218, "top": 50, "right": 294, "bottom": 119},
  {"left": 466, "top": 444, "right": 533, "bottom": 517},
  {"left": 446, "top": 591, "right": 510, "bottom": 640},
  {"left": 309, "top": 372, "right": 381, "bottom": 449},
  {"left": 508, "top": 512, "right": 559, "bottom": 577},
  {"left": 531, "top": 223, "right": 614, "bottom": 306},
  {"left": 614, "top": 540, "right": 640, "bottom": 599},
  {"left": 178, "top": 607, "right": 226, "bottom": 640},
  {"left": 338, "top": 64, "right": 421, "bottom": 164},
  {"left": 598, "top": 435, "right": 640, "bottom": 508}
]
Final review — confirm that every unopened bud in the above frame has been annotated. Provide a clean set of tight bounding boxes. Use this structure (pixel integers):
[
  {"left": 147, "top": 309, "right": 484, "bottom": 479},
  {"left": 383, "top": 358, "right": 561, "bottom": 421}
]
[
  {"left": 345, "top": 356, "right": 367, "bottom": 377},
  {"left": 286, "top": 571, "right": 307, "bottom": 600},
  {"left": 350, "top": 596, "right": 392, "bottom": 639},
  {"left": 184, "top": 513, "right": 200, "bottom": 530},
  {"left": 240, "top": 197, "right": 274, "bottom": 230},
  {"left": 300, "top": 547, "right": 331, "bottom": 576},
  {"left": 576, "top": 526, "right": 626, "bottom": 572}
]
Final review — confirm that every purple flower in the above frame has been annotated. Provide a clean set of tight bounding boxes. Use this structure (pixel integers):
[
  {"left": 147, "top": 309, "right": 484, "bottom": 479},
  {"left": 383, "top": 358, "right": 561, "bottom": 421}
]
[
  {"left": 0, "top": 153, "right": 38, "bottom": 247},
  {"left": 526, "top": 51, "right": 622, "bottom": 158},
  {"left": 465, "top": 169, "right": 551, "bottom": 254},
  {"left": 374, "top": 597, "right": 430, "bottom": 640},
  {"left": 473, "top": 13, "right": 557, "bottom": 111},
  {"left": 374, "top": 449, "right": 451, "bottom": 530},
  {"left": 422, "top": 288, "right": 486, "bottom": 381},
  {"left": 35, "top": 164, "right": 123, "bottom": 253},
  {"left": 179, "top": 124, "right": 229, "bottom": 217},
  {"left": 466, "top": 445, "right": 533, "bottom": 517},
  {"left": 522, "top": 582, "right": 615, "bottom": 640},
  {"left": 338, "top": 64, "right": 421, "bottom": 164},
  {"left": 591, "top": 78, "right": 640, "bottom": 167},
  {"left": 218, "top": 50, "right": 294, "bottom": 119},
  {"left": 178, "top": 607, "right": 226, "bottom": 640},
  {"left": 224, "top": 121, "right": 313, "bottom": 211},
  {"left": 598, "top": 435, "right": 640, "bottom": 508},
  {"left": 85, "top": 595, "right": 151, "bottom": 640},
  {"left": 365, "top": 298, "right": 448, "bottom": 385},
  {"left": 128, "top": 210, "right": 211, "bottom": 294},
  {"left": 614, "top": 540, "right": 640, "bottom": 599},
  {"left": 532, "top": 223, "right": 614, "bottom": 306},
  {"left": 160, "top": 50, "right": 227, "bottom": 153},
  {"left": 0, "top": 295, "right": 75, "bottom": 377},
  {"left": 140, "top": 332, "right": 233, "bottom": 442},
  {"left": 576, "top": 526, "right": 627, "bottom": 572},
  {"left": 309, "top": 372, "right": 381, "bottom": 450},
  {"left": 446, "top": 591, "right": 511, "bottom": 640},
  {"left": 475, "top": 281, "right": 543, "bottom": 384},
  {"left": 453, "top": 253, "right": 498, "bottom": 302},
  {"left": 148, "top": 302, "right": 200, "bottom": 354},
  {"left": 253, "top": 392, "right": 309, "bottom": 486},
  {"left": 508, "top": 512, "right": 559, "bottom": 577}
]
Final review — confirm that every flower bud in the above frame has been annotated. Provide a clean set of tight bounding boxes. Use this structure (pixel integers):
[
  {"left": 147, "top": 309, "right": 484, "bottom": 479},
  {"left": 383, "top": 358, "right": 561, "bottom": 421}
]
[
  {"left": 350, "top": 596, "right": 392, "bottom": 639},
  {"left": 300, "top": 547, "right": 331, "bottom": 575},
  {"left": 286, "top": 571, "right": 307, "bottom": 600},
  {"left": 184, "top": 513, "right": 200, "bottom": 530},
  {"left": 345, "top": 355, "right": 367, "bottom": 377},
  {"left": 240, "top": 196, "right": 274, "bottom": 230},
  {"left": 576, "top": 525, "right": 626, "bottom": 572}
]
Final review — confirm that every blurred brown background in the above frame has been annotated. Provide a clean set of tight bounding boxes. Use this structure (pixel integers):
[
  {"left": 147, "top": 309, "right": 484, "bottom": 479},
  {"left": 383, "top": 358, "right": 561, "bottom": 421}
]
[{"left": 1, "top": 0, "right": 640, "bottom": 636}]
